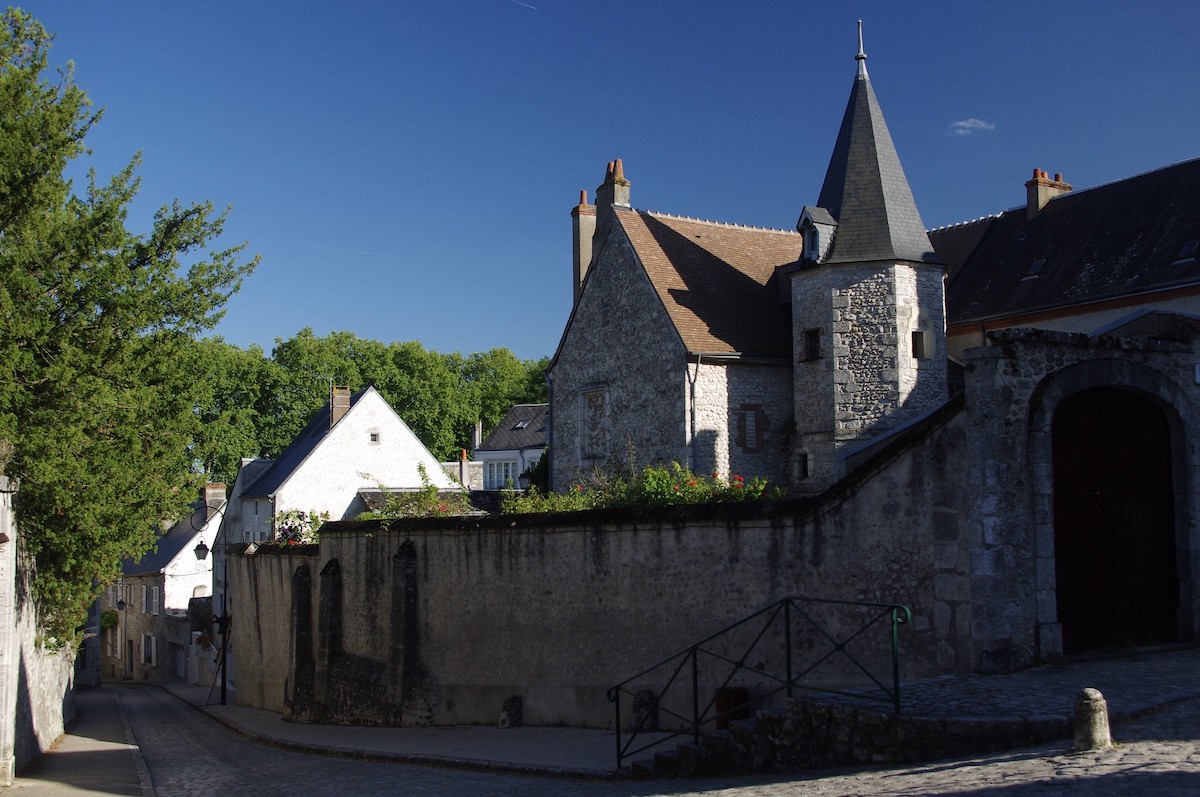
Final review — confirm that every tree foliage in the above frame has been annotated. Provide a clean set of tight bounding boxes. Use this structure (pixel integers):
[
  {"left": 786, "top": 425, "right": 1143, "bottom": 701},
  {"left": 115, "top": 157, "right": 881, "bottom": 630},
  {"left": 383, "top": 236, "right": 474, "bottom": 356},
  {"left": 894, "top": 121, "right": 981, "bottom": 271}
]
[
  {"left": 0, "top": 10, "right": 256, "bottom": 640},
  {"left": 194, "top": 330, "right": 549, "bottom": 479}
]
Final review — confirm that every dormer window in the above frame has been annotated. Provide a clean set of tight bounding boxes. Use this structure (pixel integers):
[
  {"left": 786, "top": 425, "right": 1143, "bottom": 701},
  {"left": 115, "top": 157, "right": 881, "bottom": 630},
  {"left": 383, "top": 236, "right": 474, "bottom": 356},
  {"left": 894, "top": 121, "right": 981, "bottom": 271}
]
[
  {"left": 1172, "top": 240, "right": 1198, "bottom": 265},
  {"left": 796, "top": 206, "right": 836, "bottom": 264}
]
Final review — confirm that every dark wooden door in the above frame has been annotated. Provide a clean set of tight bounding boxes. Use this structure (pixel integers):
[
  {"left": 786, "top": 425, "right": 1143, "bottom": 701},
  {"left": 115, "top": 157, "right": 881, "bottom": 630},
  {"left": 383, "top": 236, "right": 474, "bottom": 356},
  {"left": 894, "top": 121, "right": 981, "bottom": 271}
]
[{"left": 1052, "top": 387, "right": 1178, "bottom": 653}]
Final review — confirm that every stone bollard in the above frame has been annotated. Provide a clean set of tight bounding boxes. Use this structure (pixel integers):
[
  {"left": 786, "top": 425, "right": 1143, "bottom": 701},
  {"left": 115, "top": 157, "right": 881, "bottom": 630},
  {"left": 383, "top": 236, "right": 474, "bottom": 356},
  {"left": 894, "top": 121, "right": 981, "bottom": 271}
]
[{"left": 1074, "top": 688, "right": 1112, "bottom": 751}]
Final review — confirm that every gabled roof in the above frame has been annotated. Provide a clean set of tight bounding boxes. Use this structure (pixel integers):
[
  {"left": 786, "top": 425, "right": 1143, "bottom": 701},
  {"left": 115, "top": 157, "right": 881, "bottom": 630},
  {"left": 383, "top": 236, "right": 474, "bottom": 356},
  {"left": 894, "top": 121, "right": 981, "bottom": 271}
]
[
  {"left": 242, "top": 388, "right": 371, "bottom": 498},
  {"left": 816, "top": 50, "right": 939, "bottom": 266},
  {"left": 616, "top": 209, "right": 800, "bottom": 359},
  {"left": 123, "top": 502, "right": 213, "bottom": 576},
  {"left": 477, "top": 404, "right": 548, "bottom": 452},
  {"left": 943, "top": 157, "right": 1200, "bottom": 325}
]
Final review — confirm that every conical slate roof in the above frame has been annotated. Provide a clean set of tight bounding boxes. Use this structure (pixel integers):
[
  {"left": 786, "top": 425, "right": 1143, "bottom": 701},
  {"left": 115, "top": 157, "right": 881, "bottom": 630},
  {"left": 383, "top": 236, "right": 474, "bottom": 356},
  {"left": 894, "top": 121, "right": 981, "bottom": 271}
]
[{"left": 817, "top": 32, "right": 940, "bottom": 265}]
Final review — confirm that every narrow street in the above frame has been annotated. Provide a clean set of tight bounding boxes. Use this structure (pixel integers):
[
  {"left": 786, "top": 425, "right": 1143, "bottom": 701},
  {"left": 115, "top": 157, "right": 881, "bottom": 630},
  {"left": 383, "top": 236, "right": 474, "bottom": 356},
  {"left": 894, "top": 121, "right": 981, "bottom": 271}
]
[{"left": 8, "top": 683, "right": 1200, "bottom": 796}]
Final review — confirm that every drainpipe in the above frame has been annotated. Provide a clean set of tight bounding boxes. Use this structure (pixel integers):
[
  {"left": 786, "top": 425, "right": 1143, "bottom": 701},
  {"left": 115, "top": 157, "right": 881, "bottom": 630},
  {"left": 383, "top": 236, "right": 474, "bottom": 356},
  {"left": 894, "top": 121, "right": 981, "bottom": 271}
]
[{"left": 687, "top": 354, "right": 702, "bottom": 472}]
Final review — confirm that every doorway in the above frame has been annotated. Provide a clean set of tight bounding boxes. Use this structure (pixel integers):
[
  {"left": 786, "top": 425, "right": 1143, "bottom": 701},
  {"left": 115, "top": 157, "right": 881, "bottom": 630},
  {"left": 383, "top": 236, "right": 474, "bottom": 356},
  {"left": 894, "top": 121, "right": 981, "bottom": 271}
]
[{"left": 1052, "top": 386, "right": 1178, "bottom": 653}]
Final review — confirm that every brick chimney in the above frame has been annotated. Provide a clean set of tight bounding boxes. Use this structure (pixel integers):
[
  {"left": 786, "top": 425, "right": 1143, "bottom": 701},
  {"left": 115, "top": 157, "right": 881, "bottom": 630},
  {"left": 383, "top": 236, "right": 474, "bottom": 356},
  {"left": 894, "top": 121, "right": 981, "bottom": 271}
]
[
  {"left": 1025, "top": 169, "right": 1072, "bottom": 220},
  {"left": 571, "top": 189, "right": 596, "bottom": 304},
  {"left": 330, "top": 386, "right": 352, "bottom": 428},
  {"left": 204, "top": 482, "right": 227, "bottom": 510}
]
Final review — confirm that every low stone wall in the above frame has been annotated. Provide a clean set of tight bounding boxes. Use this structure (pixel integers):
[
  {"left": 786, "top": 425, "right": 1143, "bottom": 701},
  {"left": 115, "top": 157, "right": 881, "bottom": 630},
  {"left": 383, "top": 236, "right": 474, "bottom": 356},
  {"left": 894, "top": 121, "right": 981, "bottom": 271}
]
[{"left": 230, "top": 404, "right": 974, "bottom": 729}]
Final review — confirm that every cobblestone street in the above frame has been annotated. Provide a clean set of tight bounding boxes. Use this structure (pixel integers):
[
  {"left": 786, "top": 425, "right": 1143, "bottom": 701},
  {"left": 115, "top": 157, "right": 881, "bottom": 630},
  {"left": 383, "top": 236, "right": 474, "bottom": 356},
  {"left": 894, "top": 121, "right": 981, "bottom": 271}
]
[{"left": 11, "top": 684, "right": 1200, "bottom": 796}]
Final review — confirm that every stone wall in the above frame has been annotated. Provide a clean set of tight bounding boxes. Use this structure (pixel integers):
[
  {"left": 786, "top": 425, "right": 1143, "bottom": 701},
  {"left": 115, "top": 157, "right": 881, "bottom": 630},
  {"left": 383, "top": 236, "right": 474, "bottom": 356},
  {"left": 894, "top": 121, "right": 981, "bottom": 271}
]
[
  {"left": 791, "top": 261, "right": 947, "bottom": 489},
  {"left": 691, "top": 361, "right": 792, "bottom": 485},
  {"left": 231, "top": 404, "right": 973, "bottom": 728},
  {"left": 0, "top": 477, "right": 77, "bottom": 785},
  {"left": 550, "top": 231, "right": 689, "bottom": 488},
  {"left": 963, "top": 329, "right": 1200, "bottom": 667}
]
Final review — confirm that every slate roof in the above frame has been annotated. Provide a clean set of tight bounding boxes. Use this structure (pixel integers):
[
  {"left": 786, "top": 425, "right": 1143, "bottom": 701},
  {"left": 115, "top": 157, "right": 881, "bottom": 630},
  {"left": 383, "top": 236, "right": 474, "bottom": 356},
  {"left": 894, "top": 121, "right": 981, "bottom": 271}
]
[
  {"left": 817, "top": 70, "right": 940, "bottom": 265},
  {"left": 942, "top": 158, "right": 1200, "bottom": 325},
  {"left": 242, "top": 388, "right": 371, "bottom": 498},
  {"left": 477, "top": 404, "right": 548, "bottom": 452},
  {"left": 123, "top": 502, "right": 212, "bottom": 576},
  {"left": 616, "top": 209, "right": 801, "bottom": 359}
]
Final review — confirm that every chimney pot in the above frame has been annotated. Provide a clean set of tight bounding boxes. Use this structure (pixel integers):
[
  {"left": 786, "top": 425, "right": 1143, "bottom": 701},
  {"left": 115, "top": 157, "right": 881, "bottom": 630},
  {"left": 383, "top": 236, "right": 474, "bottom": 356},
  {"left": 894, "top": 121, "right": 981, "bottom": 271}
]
[
  {"left": 579, "top": 189, "right": 587, "bottom": 205},
  {"left": 1054, "top": 172, "right": 1063, "bottom": 182},
  {"left": 1032, "top": 168, "right": 1040, "bottom": 178}
]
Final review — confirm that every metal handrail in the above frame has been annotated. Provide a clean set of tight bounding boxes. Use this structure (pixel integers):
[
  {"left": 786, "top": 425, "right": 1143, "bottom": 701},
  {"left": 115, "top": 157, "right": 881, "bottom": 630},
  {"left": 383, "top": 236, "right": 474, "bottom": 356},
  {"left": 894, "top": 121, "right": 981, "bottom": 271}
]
[{"left": 606, "top": 595, "right": 911, "bottom": 769}]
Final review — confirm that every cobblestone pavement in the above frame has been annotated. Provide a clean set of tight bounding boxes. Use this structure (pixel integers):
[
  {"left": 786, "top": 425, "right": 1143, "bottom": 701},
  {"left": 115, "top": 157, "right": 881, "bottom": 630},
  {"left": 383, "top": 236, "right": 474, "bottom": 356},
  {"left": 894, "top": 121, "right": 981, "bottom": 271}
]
[{"left": 89, "top": 683, "right": 1200, "bottom": 795}]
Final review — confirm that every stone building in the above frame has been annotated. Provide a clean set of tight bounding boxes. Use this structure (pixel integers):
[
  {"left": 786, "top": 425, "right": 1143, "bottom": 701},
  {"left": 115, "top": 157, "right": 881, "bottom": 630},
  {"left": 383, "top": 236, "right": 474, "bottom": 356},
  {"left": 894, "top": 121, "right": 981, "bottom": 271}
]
[
  {"left": 547, "top": 25, "right": 1200, "bottom": 658},
  {"left": 225, "top": 27, "right": 1200, "bottom": 731}
]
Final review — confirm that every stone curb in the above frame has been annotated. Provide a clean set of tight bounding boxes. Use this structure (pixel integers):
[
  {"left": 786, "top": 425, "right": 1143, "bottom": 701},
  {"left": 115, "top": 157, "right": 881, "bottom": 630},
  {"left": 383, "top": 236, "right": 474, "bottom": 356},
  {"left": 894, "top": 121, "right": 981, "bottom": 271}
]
[{"left": 154, "top": 683, "right": 625, "bottom": 782}]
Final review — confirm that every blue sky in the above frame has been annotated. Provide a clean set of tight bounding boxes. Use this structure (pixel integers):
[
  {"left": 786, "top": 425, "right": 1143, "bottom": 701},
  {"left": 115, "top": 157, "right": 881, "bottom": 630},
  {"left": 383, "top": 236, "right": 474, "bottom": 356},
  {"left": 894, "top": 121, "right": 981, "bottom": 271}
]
[{"left": 25, "top": 1, "right": 1200, "bottom": 360}]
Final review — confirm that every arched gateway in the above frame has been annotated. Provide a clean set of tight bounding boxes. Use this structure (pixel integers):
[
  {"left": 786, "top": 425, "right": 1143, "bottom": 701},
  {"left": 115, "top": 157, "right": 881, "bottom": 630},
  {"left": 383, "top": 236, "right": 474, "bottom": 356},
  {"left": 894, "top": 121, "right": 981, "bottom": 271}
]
[{"left": 1051, "top": 386, "right": 1179, "bottom": 653}]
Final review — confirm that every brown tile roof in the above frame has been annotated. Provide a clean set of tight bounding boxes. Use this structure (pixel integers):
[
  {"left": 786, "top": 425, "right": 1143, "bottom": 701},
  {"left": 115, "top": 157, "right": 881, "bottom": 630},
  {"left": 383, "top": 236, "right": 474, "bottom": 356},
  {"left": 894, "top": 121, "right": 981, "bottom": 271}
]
[{"left": 616, "top": 209, "right": 801, "bottom": 359}]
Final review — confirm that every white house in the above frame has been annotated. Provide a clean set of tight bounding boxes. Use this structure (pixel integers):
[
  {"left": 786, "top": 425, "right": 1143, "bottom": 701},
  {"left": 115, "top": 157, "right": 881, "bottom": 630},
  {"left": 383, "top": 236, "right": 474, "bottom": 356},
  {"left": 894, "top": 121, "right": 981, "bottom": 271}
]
[
  {"left": 101, "top": 483, "right": 224, "bottom": 685},
  {"left": 474, "top": 403, "right": 547, "bottom": 490},
  {"left": 212, "top": 386, "right": 456, "bottom": 694}
]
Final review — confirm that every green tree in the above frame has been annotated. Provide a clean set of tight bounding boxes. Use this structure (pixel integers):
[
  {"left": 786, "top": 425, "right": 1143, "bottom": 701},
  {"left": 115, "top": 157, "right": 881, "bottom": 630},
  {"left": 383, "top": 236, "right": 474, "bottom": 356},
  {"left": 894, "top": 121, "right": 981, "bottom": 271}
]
[
  {"left": 0, "top": 10, "right": 256, "bottom": 640},
  {"left": 190, "top": 338, "right": 276, "bottom": 482}
]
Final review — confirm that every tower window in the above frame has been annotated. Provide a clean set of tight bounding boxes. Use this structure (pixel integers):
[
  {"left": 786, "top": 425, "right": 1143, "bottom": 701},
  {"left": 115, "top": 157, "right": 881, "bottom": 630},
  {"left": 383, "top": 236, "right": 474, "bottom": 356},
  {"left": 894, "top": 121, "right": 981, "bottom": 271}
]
[
  {"left": 911, "top": 330, "right": 927, "bottom": 360},
  {"left": 799, "top": 329, "right": 821, "bottom": 362}
]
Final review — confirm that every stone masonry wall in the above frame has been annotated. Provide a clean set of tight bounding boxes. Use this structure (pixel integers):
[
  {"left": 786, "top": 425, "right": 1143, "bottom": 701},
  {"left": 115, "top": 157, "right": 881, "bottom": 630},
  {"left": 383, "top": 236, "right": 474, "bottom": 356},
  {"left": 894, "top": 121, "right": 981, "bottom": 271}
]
[
  {"left": 690, "top": 361, "right": 792, "bottom": 484},
  {"left": 791, "top": 262, "right": 947, "bottom": 489},
  {"left": 963, "top": 329, "right": 1200, "bottom": 669},
  {"left": 232, "top": 406, "right": 973, "bottom": 729},
  {"left": 0, "top": 477, "right": 76, "bottom": 784},
  {"left": 550, "top": 230, "right": 688, "bottom": 488}
]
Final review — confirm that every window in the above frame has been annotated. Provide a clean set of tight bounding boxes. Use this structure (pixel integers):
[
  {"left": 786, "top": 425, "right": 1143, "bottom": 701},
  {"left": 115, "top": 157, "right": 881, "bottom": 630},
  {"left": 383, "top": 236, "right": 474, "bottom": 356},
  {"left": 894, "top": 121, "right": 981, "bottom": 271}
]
[
  {"left": 143, "top": 584, "right": 159, "bottom": 615},
  {"left": 1173, "top": 240, "right": 1198, "bottom": 265},
  {"left": 514, "top": 419, "right": 530, "bottom": 430},
  {"left": 1022, "top": 258, "right": 1045, "bottom": 279},
  {"left": 486, "top": 461, "right": 518, "bottom": 490},
  {"left": 142, "top": 634, "right": 157, "bottom": 667},
  {"left": 799, "top": 329, "right": 821, "bottom": 362},
  {"left": 735, "top": 405, "right": 764, "bottom": 452},
  {"left": 798, "top": 453, "right": 810, "bottom": 479},
  {"left": 582, "top": 388, "right": 609, "bottom": 461},
  {"left": 911, "top": 330, "right": 927, "bottom": 360},
  {"left": 368, "top": 428, "right": 381, "bottom": 445}
]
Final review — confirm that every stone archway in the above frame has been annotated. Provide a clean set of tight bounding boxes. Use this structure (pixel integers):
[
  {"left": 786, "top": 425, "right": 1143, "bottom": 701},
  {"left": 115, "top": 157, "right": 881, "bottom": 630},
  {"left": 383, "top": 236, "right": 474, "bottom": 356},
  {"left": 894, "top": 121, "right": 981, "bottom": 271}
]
[{"left": 1051, "top": 386, "right": 1179, "bottom": 653}]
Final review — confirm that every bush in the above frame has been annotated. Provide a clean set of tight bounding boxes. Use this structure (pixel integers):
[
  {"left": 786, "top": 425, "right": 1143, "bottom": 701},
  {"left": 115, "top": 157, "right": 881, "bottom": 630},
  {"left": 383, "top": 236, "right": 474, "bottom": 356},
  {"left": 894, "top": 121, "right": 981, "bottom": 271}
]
[{"left": 500, "top": 462, "right": 781, "bottom": 514}]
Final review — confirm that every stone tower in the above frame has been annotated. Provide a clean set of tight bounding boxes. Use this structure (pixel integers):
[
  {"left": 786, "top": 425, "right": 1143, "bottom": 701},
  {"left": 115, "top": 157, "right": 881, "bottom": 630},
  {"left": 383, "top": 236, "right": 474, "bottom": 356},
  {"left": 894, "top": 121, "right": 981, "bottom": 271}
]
[{"left": 790, "top": 23, "right": 948, "bottom": 490}]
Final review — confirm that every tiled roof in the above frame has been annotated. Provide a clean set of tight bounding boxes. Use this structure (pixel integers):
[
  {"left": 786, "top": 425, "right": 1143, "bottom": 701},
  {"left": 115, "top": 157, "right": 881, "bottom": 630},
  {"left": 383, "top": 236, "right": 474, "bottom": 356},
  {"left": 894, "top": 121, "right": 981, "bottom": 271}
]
[
  {"left": 928, "top": 216, "right": 999, "bottom": 283},
  {"left": 477, "top": 404, "right": 548, "bottom": 452},
  {"left": 242, "top": 388, "right": 371, "bottom": 498},
  {"left": 817, "top": 73, "right": 940, "bottom": 265},
  {"left": 617, "top": 209, "right": 800, "bottom": 359},
  {"left": 944, "top": 158, "right": 1200, "bottom": 325}
]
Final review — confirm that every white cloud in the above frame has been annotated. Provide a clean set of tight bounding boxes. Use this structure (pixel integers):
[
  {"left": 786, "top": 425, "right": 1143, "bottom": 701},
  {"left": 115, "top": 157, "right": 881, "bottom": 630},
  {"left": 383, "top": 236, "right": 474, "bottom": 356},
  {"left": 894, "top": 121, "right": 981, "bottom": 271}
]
[{"left": 949, "top": 118, "right": 996, "bottom": 136}]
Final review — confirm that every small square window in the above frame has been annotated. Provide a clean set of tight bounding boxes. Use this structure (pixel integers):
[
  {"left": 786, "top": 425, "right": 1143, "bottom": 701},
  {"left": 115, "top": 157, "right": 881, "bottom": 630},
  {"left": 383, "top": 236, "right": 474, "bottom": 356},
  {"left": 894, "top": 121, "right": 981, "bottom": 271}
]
[{"left": 368, "top": 429, "right": 381, "bottom": 445}]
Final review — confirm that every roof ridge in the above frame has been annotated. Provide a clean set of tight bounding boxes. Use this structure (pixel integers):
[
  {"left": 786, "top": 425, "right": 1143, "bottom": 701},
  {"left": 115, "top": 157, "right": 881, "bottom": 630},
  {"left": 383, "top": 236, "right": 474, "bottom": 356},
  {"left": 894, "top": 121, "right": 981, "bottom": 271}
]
[
  {"left": 634, "top": 208, "right": 800, "bottom": 236},
  {"left": 929, "top": 213, "right": 1003, "bottom": 232}
]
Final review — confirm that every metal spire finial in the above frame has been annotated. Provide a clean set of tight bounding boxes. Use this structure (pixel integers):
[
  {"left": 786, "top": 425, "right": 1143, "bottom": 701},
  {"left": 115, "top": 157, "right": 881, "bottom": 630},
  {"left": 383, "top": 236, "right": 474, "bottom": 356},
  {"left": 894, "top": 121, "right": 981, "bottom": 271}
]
[{"left": 856, "top": 19, "right": 868, "bottom": 79}]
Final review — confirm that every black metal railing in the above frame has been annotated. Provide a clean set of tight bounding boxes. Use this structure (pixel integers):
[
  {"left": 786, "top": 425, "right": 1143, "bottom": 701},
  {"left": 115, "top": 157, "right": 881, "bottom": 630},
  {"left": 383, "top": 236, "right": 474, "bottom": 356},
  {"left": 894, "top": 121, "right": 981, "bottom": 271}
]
[{"left": 606, "top": 596, "right": 911, "bottom": 769}]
